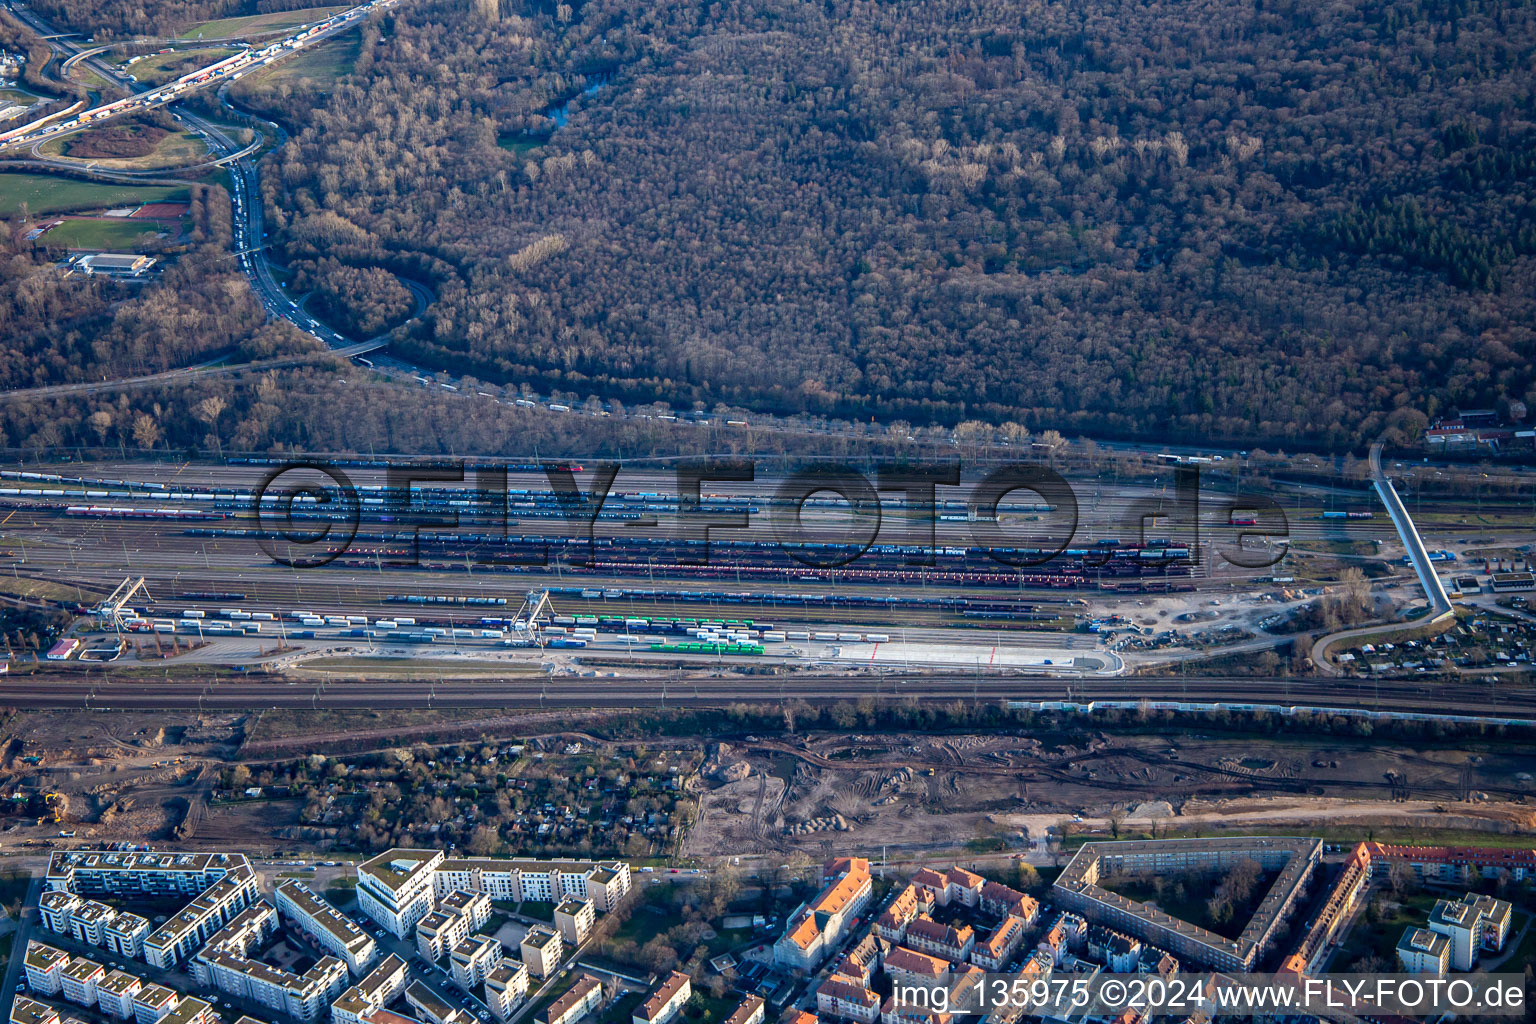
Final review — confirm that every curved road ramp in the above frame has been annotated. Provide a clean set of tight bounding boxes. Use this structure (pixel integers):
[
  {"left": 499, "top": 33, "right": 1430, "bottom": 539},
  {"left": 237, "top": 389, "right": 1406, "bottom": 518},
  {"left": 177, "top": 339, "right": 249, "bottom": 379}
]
[{"left": 1312, "top": 443, "right": 1455, "bottom": 672}]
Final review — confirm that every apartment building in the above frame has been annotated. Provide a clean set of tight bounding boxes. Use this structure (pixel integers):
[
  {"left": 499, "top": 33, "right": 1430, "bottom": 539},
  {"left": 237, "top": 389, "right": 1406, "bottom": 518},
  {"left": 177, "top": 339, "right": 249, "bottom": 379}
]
[
  {"left": 60, "top": 956, "right": 106, "bottom": 1007},
  {"left": 873, "top": 885, "right": 927, "bottom": 944},
  {"left": 483, "top": 961, "right": 529, "bottom": 1021},
  {"left": 23, "top": 941, "right": 70, "bottom": 996},
  {"left": 971, "top": 916, "right": 1025, "bottom": 971},
  {"left": 1037, "top": 912, "right": 1087, "bottom": 967},
  {"left": 1086, "top": 926, "right": 1142, "bottom": 973},
  {"left": 417, "top": 910, "right": 471, "bottom": 962},
  {"left": 158, "top": 998, "right": 216, "bottom": 1024},
  {"left": 1397, "top": 928, "right": 1450, "bottom": 975},
  {"left": 903, "top": 917, "right": 974, "bottom": 962},
  {"left": 405, "top": 980, "right": 477, "bottom": 1024},
  {"left": 832, "top": 934, "right": 887, "bottom": 986},
  {"left": 909, "top": 867, "right": 984, "bottom": 909},
  {"left": 275, "top": 880, "right": 377, "bottom": 974},
  {"left": 107, "top": 913, "right": 151, "bottom": 959},
  {"left": 10, "top": 997, "right": 60, "bottom": 1024},
  {"left": 439, "top": 890, "right": 492, "bottom": 932},
  {"left": 358, "top": 850, "right": 447, "bottom": 939},
  {"left": 331, "top": 955, "right": 409, "bottom": 1024},
  {"left": 521, "top": 925, "right": 563, "bottom": 978},
  {"left": 633, "top": 971, "right": 691, "bottom": 1024},
  {"left": 775, "top": 858, "right": 873, "bottom": 970},
  {"left": 38, "top": 891, "right": 81, "bottom": 934},
  {"left": 722, "top": 996, "right": 764, "bottom": 1024},
  {"left": 882, "top": 947, "right": 950, "bottom": 987},
  {"left": 96, "top": 971, "right": 144, "bottom": 1020},
  {"left": 39, "top": 891, "right": 149, "bottom": 959},
  {"left": 70, "top": 900, "right": 119, "bottom": 946},
  {"left": 977, "top": 883, "right": 1038, "bottom": 925},
  {"left": 1052, "top": 838, "right": 1321, "bottom": 972},
  {"left": 132, "top": 984, "right": 180, "bottom": 1024},
  {"left": 816, "top": 977, "right": 879, "bottom": 1024},
  {"left": 190, "top": 903, "right": 348, "bottom": 1022},
  {"left": 144, "top": 867, "right": 261, "bottom": 968},
  {"left": 46, "top": 851, "right": 252, "bottom": 898},
  {"left": 1364, "top": 842, "right": 1536, "bottom": 884},
  {"left": 1427, "top": 893, "right": 1512, "bottom": 970},
  {"left": 433, "top": 857, "right": 632, "bottom": 912},
  {"left": 554, "top": 897, "right": 595, "bottom": 946},
  {"left": 537, "top": 974, "right": 602, "bottom": 1024},
  {"left": 451, "top": 935, "right": 503, "bottom": 990}
]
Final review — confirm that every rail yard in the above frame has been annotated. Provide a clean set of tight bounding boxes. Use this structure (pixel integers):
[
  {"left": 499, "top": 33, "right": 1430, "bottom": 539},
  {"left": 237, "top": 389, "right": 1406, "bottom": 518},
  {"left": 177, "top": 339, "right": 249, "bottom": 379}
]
[{"left": 0, "top": 453, "right": 1529, "bottom": 702}]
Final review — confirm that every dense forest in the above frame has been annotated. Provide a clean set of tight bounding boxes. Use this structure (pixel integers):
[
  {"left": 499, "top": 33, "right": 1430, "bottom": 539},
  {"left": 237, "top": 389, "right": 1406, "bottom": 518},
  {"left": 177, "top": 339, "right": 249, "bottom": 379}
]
[
  {"left": 17, "top": 0, "right": 1536, "bottom": 452},
  {"left": 243, "top": 0, "right": 1533, "bottom": 450}
]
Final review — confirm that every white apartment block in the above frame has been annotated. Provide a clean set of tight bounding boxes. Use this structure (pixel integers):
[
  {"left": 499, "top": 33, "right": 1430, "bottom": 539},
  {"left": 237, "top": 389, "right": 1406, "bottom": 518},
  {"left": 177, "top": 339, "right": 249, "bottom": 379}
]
[
  {"left": 1427, "top": 893, "right": 1513, "bottom": 971},
  {"left": 520, "top": 925, "right": 563, "bottom": 978},
  {"left": 38, "top": 891, "right": 148, "bottom": 959},
  {"left": 60, "top": 956, "right": 106, "bottom": 1007},
  {"left": 359, "top": 850, "right": 631, "bottom": 939},
  {"left": 483, "top": 961, "right": 529, "bottom": 1022},
  {"left": 357, "top": 850, "right": 446, "bottom": 939},
  {"left": 96, "top": 971, "right": 144, "bottom": 1020},
  {"left": 274, "top": 879, "right": 377, "bottom": 974},
  {"left": 554, "top": 897, "right": 595, "bottom": 946},
  {"left": 108, "top": 912, "right": 151, "bottom": 959},
  {"left": 132, "top": 984, "right": 180, "bottom": 1024},
  {"left": 145, "top": 866, "right": 261, "bottom": 968},
  {"left": 70, "top": 900, "right": 119, "bottom": 946},
  {"left": 11, "top": 996, "right": 61, "bottom": 1024},
  {"left": 405, "top": 980, "right": 477, "bottom": 1024},
  {"left": 157, "top": 997, "right": 216, "bottom": 1024},
  {"left": 46, "top": 851, "right": 252, "bottom": 898},
  {"left": 432, "top": 857, "right": 632, "bottom": 911},
  {"left": 190, "top": 903, "right": 348, "bottom": 1023},
  {"left": 23, "top": 941, "right": 70, "bottom": 996},
  {"left": 633, "top": 971, "right": 691, "bottom": 1024},
  {"left": 439, "top": 890, "right": 492, "bottom": 932},
  {"left": 416, "top": 909, "right": 471, "bottom": 962},
  {"left": 1398, "top": 927, "right": 1450, "bottom": 975},
  {"left": 38, "top": 891, "right": 81, "bottom": 934},
  {"left": 331, "top": 954, "right": 409, "bottom": 1024},
  {"left": 451, "top": 935, "right": 503, "bottom": 990}
]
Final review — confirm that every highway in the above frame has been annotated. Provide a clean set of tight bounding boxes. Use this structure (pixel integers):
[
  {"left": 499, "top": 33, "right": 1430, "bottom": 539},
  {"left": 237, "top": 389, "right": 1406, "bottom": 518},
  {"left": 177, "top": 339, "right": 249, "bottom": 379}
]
[
  {"left": 0, "top": 3, "right": 431, "bottom": 401},
  {"left": 2, "top": 673, "right": 1533, "bottom": 719},
  {"left": 0, "top": 0, "right": 399, "bottom": 150}
]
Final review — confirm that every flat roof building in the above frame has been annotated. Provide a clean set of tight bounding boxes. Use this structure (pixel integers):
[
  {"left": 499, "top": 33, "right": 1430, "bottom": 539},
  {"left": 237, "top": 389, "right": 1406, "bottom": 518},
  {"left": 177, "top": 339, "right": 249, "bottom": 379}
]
[
  {"left": 483, "top": 961, "right": 529, "bottom": 1022},
  {"left": 275, "top": 879, "right": 377, "bottom": 974},
  {"left": 1052, "top": 837, "right": 1321, "bottom": 972},
  {"left": 520, "top": 925, "right": 563, "bottom": 978},
  {"left": 77, "top": 254, "right": 157, "bottom": 277},
  {"left": 332, "top": 954, "right": 409, "bottom": 1024},
  {"left": 1397, "top": 928, "right": 1449, "bottom": 975}
]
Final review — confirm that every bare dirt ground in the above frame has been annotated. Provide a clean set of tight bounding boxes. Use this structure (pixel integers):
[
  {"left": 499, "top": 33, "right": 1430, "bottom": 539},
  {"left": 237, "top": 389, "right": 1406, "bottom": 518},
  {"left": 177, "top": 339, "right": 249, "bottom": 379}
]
[{"left": 683, "top": 729, "right": 1536, "bottom": 859}]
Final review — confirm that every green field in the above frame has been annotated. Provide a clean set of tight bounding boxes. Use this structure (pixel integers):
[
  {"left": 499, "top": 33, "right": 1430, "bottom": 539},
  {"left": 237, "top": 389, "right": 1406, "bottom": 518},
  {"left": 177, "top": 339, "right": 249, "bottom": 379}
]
[
  {"left": 180, "top": 5, "right": 347, "bottom": 39},
  {"left": 43, "top": 217, "right": 175, "bottom": 249},
  {"left": 0, "top": 174, "right": 188, "bottom": 217}
]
